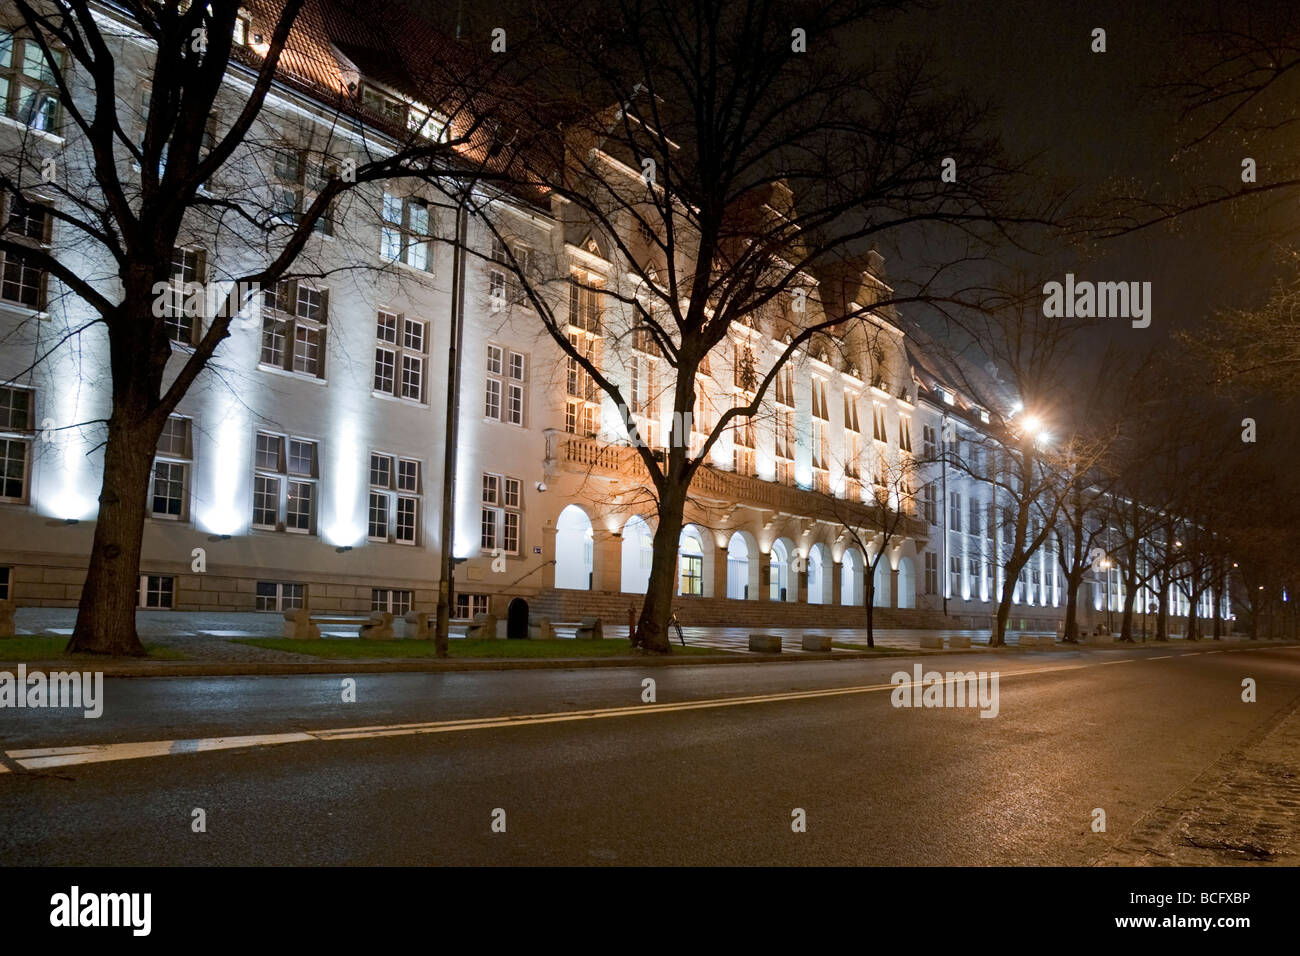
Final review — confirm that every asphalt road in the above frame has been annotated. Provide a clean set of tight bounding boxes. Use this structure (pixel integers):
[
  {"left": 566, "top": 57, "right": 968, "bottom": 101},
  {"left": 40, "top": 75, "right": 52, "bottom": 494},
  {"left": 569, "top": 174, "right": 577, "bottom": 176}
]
[{"left": 1, "top": 643, "right": 1297, "bottom": 865}]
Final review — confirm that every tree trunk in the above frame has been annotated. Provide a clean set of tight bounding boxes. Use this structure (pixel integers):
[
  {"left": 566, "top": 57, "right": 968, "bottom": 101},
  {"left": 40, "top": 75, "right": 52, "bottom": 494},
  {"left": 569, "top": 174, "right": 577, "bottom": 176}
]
[
  {"left": 864, "top": 567, "right": 875, "bottom": 648},
  {"left": 1118, "top": 567, "right": 1139, "bottom": 643},
  {"left": 992, "top": 570, "right": 1015, "bottom": 647},
  {"left": 1062, "top": 570, "right": 1082, "bottom": 642},
  {"left": 634, "top": 485, "right": 686, "bottom": 654},
  {"left": 66, "top": 410, "right": 162, "bottom": 656},
  {"left": 1155, "top": 579, "right": 1169, "bottom": 641}
]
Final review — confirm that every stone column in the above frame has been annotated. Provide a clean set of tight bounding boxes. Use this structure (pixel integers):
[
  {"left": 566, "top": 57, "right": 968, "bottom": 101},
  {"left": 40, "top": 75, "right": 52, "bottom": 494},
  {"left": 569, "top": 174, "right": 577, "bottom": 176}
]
[
  {"left": 592, "top": 530, "right": 621, "bottom": 593},
  {"left": 712, "top": 544, "right": 729, "bottom": 600},
  {"left": 758, "top": 553, "right": 771, "bottom": 602},
  {"left": 831, "top": 562, "right": 842, "bottom": 607},
  {"left": 890, "top": 566, "right": 900, "bottom": 609},
  {"left": 541, "top": 525, "right": 557, "bottom": 590}
]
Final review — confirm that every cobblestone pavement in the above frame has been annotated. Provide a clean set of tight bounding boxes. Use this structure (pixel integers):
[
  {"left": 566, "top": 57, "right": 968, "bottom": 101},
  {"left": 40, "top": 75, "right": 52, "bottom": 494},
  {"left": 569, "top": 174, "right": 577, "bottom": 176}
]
[{"left": 1099, "top": 692, "right": 1300, "bottom": 866}]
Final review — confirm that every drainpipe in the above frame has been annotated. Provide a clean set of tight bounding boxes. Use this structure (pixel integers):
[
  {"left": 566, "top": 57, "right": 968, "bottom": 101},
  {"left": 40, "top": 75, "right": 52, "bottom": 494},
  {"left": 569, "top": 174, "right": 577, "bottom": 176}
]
[{"left": 435, "top": 199, "right": 470, "bottom": 655}]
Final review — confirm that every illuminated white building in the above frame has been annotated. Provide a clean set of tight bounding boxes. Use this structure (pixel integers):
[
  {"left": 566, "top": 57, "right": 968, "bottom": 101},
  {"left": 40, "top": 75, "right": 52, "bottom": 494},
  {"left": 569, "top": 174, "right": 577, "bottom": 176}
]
[{"left": 0, "top": 1, "right": 1229, "bottom": 635}]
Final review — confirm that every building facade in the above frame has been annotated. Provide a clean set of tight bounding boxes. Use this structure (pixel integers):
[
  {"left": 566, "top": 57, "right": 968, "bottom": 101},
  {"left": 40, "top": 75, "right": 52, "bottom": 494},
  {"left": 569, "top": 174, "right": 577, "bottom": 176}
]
[{"left": 0, "top": 1, "right": 1228, "bottom": 634}]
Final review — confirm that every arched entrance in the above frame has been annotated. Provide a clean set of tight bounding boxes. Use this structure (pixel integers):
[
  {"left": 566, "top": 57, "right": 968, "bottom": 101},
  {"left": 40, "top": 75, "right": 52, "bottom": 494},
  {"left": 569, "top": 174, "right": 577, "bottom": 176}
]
[
  {"left": 807, "top": 543, "right": 831, "bottom": 604},
  {"left": 872, "top": 555, "right": 891, "bottom": 607},
  {"left": 726, "top": 530, "right": 758, "bottom": 600},
  {"left": 770, "top": 538, "right": 796, "bottom": 602},
  {"left": 555, "top": 505, "right": 593, "bottom": 590},
  {"left": 620, "top": 515, "right": 653, "bottom": 593},
  {"left": 507, "top": 597, "right": 529, "bottom": 639},
  {"left": 841, "top": 547, "right": 863, "bottom": 606},
  {"left": 896, "top": 556, "right": 915, "bottom": 609}
]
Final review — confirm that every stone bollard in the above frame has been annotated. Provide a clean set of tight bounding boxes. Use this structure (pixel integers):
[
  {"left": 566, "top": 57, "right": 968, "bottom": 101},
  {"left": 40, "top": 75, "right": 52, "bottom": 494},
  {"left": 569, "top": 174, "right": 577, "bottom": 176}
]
[
  {"left": 360, "top": 611, "right": 395, "bottom": 640},
  {"left": 749, "top": 633, "right": 781, "bottom": 653},
  {"left": 403, "top": 611, "right": 432, "bottom": 640},
  {"left": 468, "top": 612, "right": 498, "bottom": 639},
  {"left": 285, "top": 608, "right": 321, "bottom": 640},
  {"left": 576, "top": 616, "right": 603, "bottom": 640},
  {"left": 0, "top": 598, "right": 15, "bottom": 638},
  {"left": 530, "top": 617, "right": 556, "bottom": 640},
  {"left": 947, "top": 635, "right": 971, "bottom": 649},
  {"left": 919, "top": 635, "right": 944, "bottom": 649},
  {"left": 801, "top": 633, "right": 831, "bottom": 652}
]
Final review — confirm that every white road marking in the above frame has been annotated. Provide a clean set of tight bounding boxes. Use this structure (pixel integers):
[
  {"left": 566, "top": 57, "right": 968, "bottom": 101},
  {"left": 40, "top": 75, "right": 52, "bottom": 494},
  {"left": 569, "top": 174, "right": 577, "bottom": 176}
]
[{"left": 0, "top": 651, "right": 1229, "bottom": 771}]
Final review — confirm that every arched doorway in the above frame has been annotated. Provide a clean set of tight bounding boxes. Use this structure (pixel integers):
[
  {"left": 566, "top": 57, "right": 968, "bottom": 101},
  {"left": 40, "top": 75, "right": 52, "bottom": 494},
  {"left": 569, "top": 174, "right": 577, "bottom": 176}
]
[
  {"left": 807, "top": 543, "right": 831, "bottom": 604},
  {"left": 620, "top": 515, "right": 653, "bottom": 593},
  {"left": 841, "top": 548, "right": 863, "bottom": 606},
  {"left": 872, "top": 556, "right": 891, "bottom": 607},
  {"left": 896, "top": 556, "right": 916, "bottom": 609},
  {"left": 678, "top": 525, "right": 706, "bottom": 596},
  {"left": 555, "top": 505, "right": 593, "bottom": 590},
  {"left": 770, "top": 538, "right": 796, "bottom": 602},
  {"left": 726, "top": 531, "right": 757, "bottom": 600}
]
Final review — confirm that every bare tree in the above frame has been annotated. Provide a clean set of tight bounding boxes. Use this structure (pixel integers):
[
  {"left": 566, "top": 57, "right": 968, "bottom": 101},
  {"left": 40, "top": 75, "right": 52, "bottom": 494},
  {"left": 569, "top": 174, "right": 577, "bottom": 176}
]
[
  {"left": 475, "top": 0, "right": 1045, "bottom": 652},
  {"left": 0, "top": 0, "right": 521, "bottom": 654}
]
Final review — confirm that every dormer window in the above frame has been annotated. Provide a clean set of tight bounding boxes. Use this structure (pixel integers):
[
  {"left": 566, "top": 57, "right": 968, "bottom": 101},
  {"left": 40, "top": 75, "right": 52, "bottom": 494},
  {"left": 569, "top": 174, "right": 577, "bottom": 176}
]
[
  {"left": 233, "top": 10, "right": 251, "bottom": 46},
  {"left": 361, "top": 83, "right": 407, "bottom": 127}
]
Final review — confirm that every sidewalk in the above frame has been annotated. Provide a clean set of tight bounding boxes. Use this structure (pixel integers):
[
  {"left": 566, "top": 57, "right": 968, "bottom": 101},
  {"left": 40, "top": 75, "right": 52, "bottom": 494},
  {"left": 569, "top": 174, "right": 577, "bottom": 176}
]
[
  {"left": 1100, "top": 692, "right": 1300, "bottom": 865},
  {"left": 5, "top": 607, "right": 1281, "bottom": 676}
]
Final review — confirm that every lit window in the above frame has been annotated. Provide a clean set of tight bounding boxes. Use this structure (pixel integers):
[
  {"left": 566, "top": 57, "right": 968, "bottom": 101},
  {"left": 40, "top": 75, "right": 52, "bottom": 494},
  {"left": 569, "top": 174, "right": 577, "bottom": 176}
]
[
  {"left": 253, "top": 432, "right": 316, "bottom": 533},
  {"left": 150, "top": 416, "right": 191, "bottom": 519},
  {"left": 138, "top": 574, "right": 174, "bottom": 609},
  {"left": 373, "top": 310, "right": 426, "bottom": 401},
  {"left": 0, "top": 30, "right": 63, "bottom": 132},
  {"left": 380, "top": 194, "right": 431, "bottom": 269},
  {"left": 261, "top": 280, "right": 328, "bottom": 378}
]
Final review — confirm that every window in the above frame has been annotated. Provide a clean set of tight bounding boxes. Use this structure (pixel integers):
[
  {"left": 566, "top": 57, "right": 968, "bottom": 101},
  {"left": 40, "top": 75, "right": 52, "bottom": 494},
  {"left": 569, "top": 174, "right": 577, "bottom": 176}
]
[
  {"left": 899, "top": 416, "right": 912, "bottom": 452},
  {"left": 261, "top": 280, "right": 327, "bottom": 378},
  {"left": 485, "top": 343, "right": 526, "bottom": 425},
  {"left": 773, "top": 367, "right": 794, "bottom": 485},
  {"left": 872, "top": 403, "right": 887, "bottom": 442},
  {"left": 0, "top": 565, "right": 8, "bottom": 600},
  {"left": 924, "top": 551, "right": 939, "bottom": 595},
  {"left": 480, "top": 473, "right": 522, "bottom": 554},
  {"left": 811, "top": 378, "right": 829, "bottom": 475},
  {"left": 232, "top": 11, "right": 251, "bottom": 46},
  {"left": 361, "top": 84, "right": 408, "bottom": 128},
  {"left": 733, "top": 415, "right": 755, "bottom": 476},
  {"left": 138, "top": 574, "right": 174, "bottom": 609},
  {"left": 0, "top": 30, "right": 62, "bottom": 131},
  {"left": 568, "top": 273, "right": 602, "bottom": 333},
  {"left": 489, "top": 235, "right": 531, "bottom": 309},
  {"left": 949, "top": 554, "right": 962, "bottom": 596},
  {"left": 380, "top": 193, "right": 431, "bottom": 270},
  {"left": 255, "top": 581, "right": 305, "bottom": 611},
  {"left": 150, "top": 416, "right": 191, "bottom": 519},
  {"left": 922, "top": 482, "right": 937, "bottom": 525},
  {"left": 1, "top": 196, "right": 51, "bottom": 309},
  {"left": 922, "top": 423, "right": 937, "bottom": 459},
  {"left": 679, "top": 554, "right": 703, "bottom": 596},
  {"left": 565, "top": 329, "right": 600, "bottom": 437},
  {"left": 372, "top": 310, "right": 426, "bottom": 401},
  {"left": 252, "top": 432, "right": 316, "bottom": 533},
  {"left": 157, "top": 247, "right": 205, "bottom": 345},
  {"left": 0, "top": 384, "right": 33, "bottom": 502},
  {"left": 371, "top": 588, "right": 412, "bottom": 615},
  {"left": 368, "top": 452, "right": 420, "bottom": 544},
  {"left": 949, "top": 491, "right": 962, "bottom": 533},
  {"left": 271, "top": 147, "right": 335, "bottom": 234},
  {"left": 455, "top": 593, "right": 490, "bottom": 620},
  {"left": 967, "top": 496, "right": 981, "bottom": 538}
]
